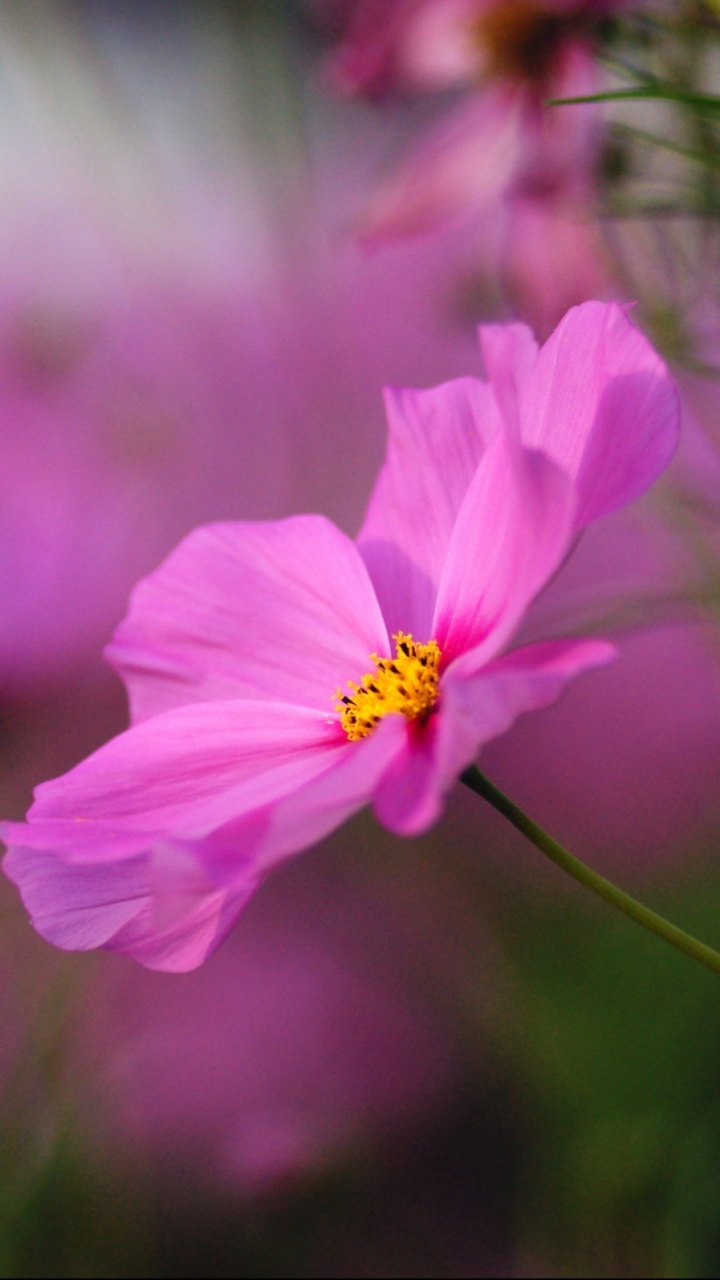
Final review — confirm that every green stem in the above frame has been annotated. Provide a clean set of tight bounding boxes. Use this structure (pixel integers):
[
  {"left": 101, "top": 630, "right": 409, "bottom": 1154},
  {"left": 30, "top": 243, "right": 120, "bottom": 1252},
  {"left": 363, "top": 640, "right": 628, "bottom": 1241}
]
[
  {"left": 547, "top": 88, "right": 720, "bottom": 111},
  {"left": 461, "top": 765, "right": 720, "bottom": 977}
]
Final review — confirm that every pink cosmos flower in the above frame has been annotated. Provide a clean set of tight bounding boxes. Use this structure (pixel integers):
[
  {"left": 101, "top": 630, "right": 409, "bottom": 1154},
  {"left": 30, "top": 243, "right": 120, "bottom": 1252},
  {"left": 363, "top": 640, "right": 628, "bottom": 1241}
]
[
  {"left": 325, "top": 0, "right": 619, "bottom": 260},
  {"left": 1, "top": 301, "right": 679, "bottom": 972}
]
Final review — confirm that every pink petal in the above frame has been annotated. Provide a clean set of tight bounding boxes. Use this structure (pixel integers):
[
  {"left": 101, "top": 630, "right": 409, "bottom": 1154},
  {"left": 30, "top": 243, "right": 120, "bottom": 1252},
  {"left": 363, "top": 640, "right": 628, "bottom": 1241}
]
[
  {"left": 372, "top": 719, "right": 442, "bottom": 836},
  {"left": 3, "top": 844, "right": 151, "bottom": 950},
  {"left": 358, "top": 377, "right": 501, "bottom": 640},
  {"left": 478, "top": 322, "right": 538, "bottom": 436},
  {"left": 107, "top": 515, "right": 389, "bottom": 722},
  {"left": 327, "top": 0, "right": 480, "bottom": 96},
  {"left": 3, "top": 719, "right": 408, "bottom": 972},
  {"left": 2, "top": 839, "right": 253, "bottom": 972},
  {"left": 373, "top": 637, "right": 615, "bottom": 836},
  {"left": 355, "top": 87, "right": 522, "bottom": 243},
  {"left": 194, "top": 713, "right": 407, "bottom": 886},
  {"left": 518, "top": 302, "right": 680, "bottom": 530},
  {"left": 105, "top": 843, "right": 256, "bottom": 972},
  {"left": 9, "top": 699, "right": 349, "bottom": 862},
  {"left": 325, "top": 0, "right": 420, "bottom": 96},
  {"left": 396, "top": 0, "right": 488, "bottom": 90},
  {"left": 499, "top": 197, "right": 615, "bottom": 343},
  {"left": 432, "top": 423, "right": 575, "bottom": 666},
  {"left": 444, "top": 636, "right": 617, "bottom": 722},
  {"left": 372, "top": 711, "right": 477, "bottom": 836}
]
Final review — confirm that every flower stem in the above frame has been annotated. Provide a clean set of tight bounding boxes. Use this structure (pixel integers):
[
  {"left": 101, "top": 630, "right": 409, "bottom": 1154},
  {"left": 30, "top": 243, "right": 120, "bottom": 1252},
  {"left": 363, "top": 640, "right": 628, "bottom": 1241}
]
[
  {"left": 547, "top": 88, "right": 720, "bottom": 111},
  {"left": 461, "top": 765, "right": 720, "bottom": 977}
]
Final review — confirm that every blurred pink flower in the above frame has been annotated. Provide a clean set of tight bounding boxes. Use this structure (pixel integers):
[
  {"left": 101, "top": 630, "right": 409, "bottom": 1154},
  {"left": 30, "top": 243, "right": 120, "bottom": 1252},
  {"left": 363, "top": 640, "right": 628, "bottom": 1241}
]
[
  {"left": 326, "top": 0, "right": 621, "bottom": 329},
  {"left": 2, "top": 301, "right": 679, "bottom": 971},
  {"left": 499, "top": 190, "right": 614, "bottom": 340},
  {"left": 327, "top": 0, "right": 613, "bottom": 96}
]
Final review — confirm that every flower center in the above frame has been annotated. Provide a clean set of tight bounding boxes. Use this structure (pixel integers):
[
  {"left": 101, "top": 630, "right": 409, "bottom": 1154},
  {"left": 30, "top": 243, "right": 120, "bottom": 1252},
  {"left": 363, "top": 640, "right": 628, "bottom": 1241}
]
[
  {"left": 335, "top": 632, "right": 441, "bottom": 741},
  {"left": 471, "top": 2, "right": 580, "bottom": 84}
]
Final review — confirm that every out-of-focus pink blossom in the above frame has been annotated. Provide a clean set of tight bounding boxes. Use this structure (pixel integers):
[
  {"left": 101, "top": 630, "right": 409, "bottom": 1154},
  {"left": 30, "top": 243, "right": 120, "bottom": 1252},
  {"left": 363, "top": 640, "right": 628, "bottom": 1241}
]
[
  {"left": 500, "top": 191, "right": 614, "bottom": 340},
  {"left": 325, "top": 0, "right": 621, "bottom": 330},
  {"left": 328, "top": 0, "right": 620, "bottom": 99},
  {"left": 2, "top": 302, "right": 679, "bottom": 971}
]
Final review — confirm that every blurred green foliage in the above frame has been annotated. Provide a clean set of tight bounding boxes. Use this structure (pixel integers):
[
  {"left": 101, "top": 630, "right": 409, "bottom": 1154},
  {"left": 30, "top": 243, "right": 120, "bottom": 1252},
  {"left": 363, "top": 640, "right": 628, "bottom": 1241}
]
[{"left": 497, "top": 869, "right": 720, "bottom": 1278}]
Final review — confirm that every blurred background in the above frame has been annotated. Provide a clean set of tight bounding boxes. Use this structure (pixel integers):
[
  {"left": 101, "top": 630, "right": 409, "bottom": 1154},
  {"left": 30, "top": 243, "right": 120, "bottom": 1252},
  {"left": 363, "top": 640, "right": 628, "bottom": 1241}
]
[{"left": 3, "top": 1, "right": 720, "bottom": 1275}]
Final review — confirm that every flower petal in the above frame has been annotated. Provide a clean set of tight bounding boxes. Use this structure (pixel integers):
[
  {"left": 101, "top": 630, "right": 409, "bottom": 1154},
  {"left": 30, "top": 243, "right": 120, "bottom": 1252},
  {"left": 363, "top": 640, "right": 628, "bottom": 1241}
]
[
  {"left": 106, "top": 874, "right": 252, "bottom": 972},
  {"left": 358, "top": 377, "right": 500, "bottom": 640},
  {"left": 3, "top": 844, "right": 151, "bottom": 951},
  {"left": 372, "top": 718, "right": 443, "bottom": 836},
  {"left": 373, "top": 637, "right": 615, "bottom": 836},
  {"left": 355, "top": 87, "right": 522, "bottom": 243},
  {"left": 194, "top": 713, "right": 407, "bottom": 886},
  {"left": 106, "top": 516, "right": 389, "bottom": 723},
  {"left": 444, "top": 636, "right": 617, "bottom": 725},
  {"left": 499, "top": 197, "right": 615, "bottom": 343},
  {"left": 327, "top": 0, "right": 477, "bottom": 96},
  {"left": 7, "top": 700, "right": 349, "bottom": 862},
  {"left": 2, "top": 717, "right": 408, "bottom": 972},
  {"left": 2, "top": 839, "right": 253, "bottom": 972},
  {"left": 478, "top": 321, "right": 538, "bottom": 436},
  {"left": 432, "top": 424, "right": 575, "bottom": 666},
  {"left": 372, "top": 711, "right": 476, "bottom": 836},
  {"left": 518, "top": 301, "right": 680, "bottom": 530}
]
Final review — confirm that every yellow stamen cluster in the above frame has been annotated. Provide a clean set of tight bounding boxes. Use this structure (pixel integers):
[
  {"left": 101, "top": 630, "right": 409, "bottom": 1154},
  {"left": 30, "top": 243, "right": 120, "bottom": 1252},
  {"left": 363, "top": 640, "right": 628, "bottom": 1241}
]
[{"left": 335, "top": 633, "right": 441, "bottom": 741}]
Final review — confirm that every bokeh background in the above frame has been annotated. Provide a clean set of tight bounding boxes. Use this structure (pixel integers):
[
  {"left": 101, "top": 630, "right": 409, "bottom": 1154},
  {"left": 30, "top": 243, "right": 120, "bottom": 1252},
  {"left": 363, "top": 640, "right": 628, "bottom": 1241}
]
[{"left": 3, "top": 2, "right": 720, "bottom": 1275}]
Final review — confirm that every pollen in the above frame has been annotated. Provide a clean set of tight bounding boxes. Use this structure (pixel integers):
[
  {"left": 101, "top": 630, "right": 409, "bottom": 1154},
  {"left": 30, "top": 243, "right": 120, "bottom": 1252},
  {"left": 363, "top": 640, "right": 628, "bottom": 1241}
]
[{"left": 334, "top": 632, "right": 441, "bottom": 741}]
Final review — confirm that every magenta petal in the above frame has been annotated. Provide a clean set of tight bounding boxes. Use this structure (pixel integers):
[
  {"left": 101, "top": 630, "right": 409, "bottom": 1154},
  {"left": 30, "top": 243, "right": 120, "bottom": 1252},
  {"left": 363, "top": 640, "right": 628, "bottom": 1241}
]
[
  {"left": 2, "top": 720, "right": 408, "bottom": 973},
  {"left": 355, "top": 87, "right": 522, "bottom": 242},
  {"left": 3, "top": 844, "right": 151, "bottom": 950},
  {"left": 358, "top": 377, "right": 500, "bottom": 639},
  {"left": 373, "top": 637, "right": 615, "bottom": 837},
  {"left": 372, "top": 708, "right": 478, "bottom": 837},
  {"left": 107, "top": 515, "right": 389, "bottom": 723},
  {"left": 196, "top": 713, "right": 408, "bottom": 886},
  {"left": 519, "top": 301, "right": 680, "bottom": 530},
  {"left": 478, "top": 321, "right": 538, "bottom": 435},
  {"left": 104, "top": 848, "right": 256, "bottom": 972},
  {"left": 373, "top": 655, "right": 503, "bottom": 837},
  {"left": 444, "top": 637, "right": 617, "bottom": 730},
  {"left": 17, "top": 699, "right": 348, "bottom": 861},
  {"left": 432, "top": 424, "right": 575, "bottom": 666},
  {"left": 2, "top": 840, "right": 254, "bottom": 972},
  {"left": 1, "top": 816, "right": 161, "bottom": 863},
  {"left": 372, "top": 720, "right": 443, "bottom": 836}
]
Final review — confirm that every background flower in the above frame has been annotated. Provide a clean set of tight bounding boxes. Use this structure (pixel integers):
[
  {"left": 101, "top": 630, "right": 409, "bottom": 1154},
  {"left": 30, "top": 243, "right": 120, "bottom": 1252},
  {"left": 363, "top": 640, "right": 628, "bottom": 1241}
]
[{"left": 320, "top": 0, "right": 622, "bottom": 333}]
